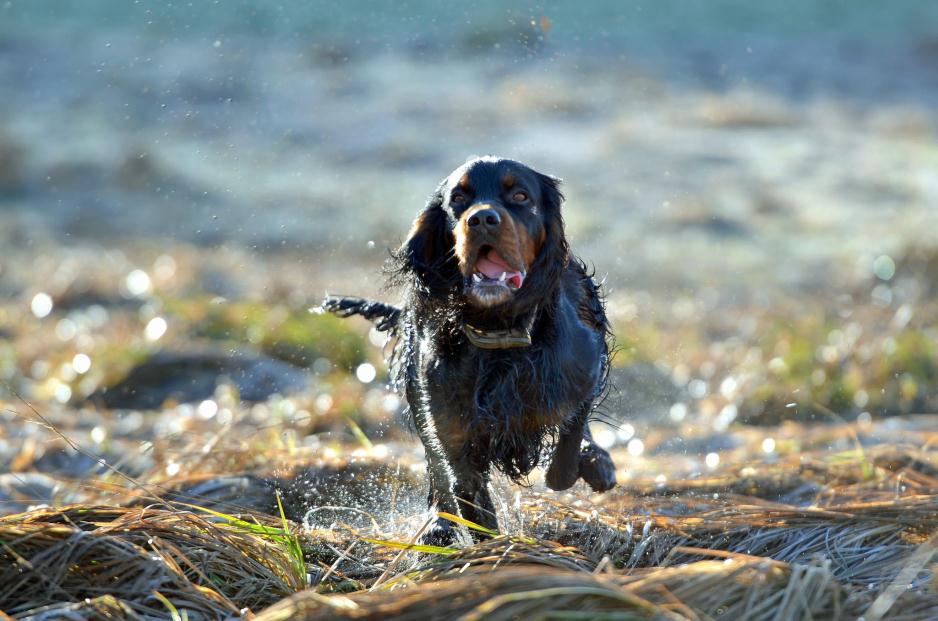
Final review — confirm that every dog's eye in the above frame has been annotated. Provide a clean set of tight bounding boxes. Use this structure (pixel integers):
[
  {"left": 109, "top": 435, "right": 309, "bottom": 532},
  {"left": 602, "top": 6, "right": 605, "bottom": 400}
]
[
  {"left": 451, "top": 193, "right": 466, "bottom": 204},
  {"left": 512, "top": 191, "right": 529, "bottom": 202}
]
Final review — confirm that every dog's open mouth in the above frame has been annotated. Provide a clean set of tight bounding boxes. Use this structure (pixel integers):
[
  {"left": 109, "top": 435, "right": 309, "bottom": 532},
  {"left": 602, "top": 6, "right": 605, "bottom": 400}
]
[{"left": 472, "top": 246, "right": 526, "bottom": 290}]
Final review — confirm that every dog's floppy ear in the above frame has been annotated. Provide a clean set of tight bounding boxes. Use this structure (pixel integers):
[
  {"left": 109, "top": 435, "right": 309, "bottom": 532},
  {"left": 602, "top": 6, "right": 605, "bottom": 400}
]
[
  {"left": 394, "top": 183, "right": 457, "bottom": 288},
  {"left": 535, "top": 171, "right": 569, "bottom": 266},
  {"left": 536, "top": 171, "right": 563, "bottom": 216}
]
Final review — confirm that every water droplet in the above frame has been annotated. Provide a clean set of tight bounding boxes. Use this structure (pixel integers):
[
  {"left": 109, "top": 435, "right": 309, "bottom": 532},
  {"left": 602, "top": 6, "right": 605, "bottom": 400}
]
[
  {"left": 713, "top": 404, "right": 737, "bottom": 432},
  {"left": 153, "top": 255, "right": 177, "bottom": 280},
  {"left": 768, "top": 357, "right": 788, "bottom": 375},
  {"left": 627, "top": 438, "right": 644, "bottom": 456},
  {"left": 91, "top": 426, "right": 107, "bottom": 444},
  {"left": 668, "top": 403, "right": 687, "bottom": 423},
  {"left": 382, "top": 393, "right": 401, "bottom": 413},
  {"left": 125, "top": 269, "right": 152, "bottom": 297},
  {"left": 617, "top": 423, "right": 635, "bottom": 442},
  {"left": 315, "top": 393, "right": 334, "bottom": 413},
  {"left": 30, "top": 293, "right": 53, "bottom": 318},
  {"left": 595, "top": 429, "right": 616, "bottom": 449},
  {"left": 368, "top": 327, "right": 387, "bottom": 347},
  {"left": 72, "top": 353, "right": 91, "bottom": 374},
  {"left": 197, "top": 399, "right": 218, "bottom": 419},
  {"left": 53, "top": 383, "right": 72, "bottom": 404},
  {"left": 144, "top": 316, "right": 167, "bottom": 341},
  {"left": 719, "top": 377, "right": 738, "bottom": 398},
  {"left": 356, "top": 362, "right": 376, "bottom": 383},
  {"left": 872, "top": 255, "right": 895, "bottom": 281},
  {"left": 688, "top": 379, "right": 708, "bottom": 398}
]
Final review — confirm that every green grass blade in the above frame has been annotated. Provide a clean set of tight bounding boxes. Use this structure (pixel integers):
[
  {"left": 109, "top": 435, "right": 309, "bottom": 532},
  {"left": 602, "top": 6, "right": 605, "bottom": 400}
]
[
  {"left": 176, "top": 502, "right": 289, "bottom": 538},
  {"left": 152, "top": 590, "right": 183, "bottom": 621},
  {"left": 276, "top": 489, "right": 307, "bottom": 586},
  {"left": 362, "top": 537, "right": 457, "bottom": 556},
  {"left": 343, "top": 413, "right": 373, "bottom": 450},
  {"left": 437, "top": 511, "right": 499, "bottom": 536}
]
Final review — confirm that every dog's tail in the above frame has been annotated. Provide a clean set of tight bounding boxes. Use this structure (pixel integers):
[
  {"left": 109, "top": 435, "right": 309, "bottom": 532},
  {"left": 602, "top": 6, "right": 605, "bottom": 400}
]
[{"left": 321, "top": 295, "right": 401, "bottom": 333}]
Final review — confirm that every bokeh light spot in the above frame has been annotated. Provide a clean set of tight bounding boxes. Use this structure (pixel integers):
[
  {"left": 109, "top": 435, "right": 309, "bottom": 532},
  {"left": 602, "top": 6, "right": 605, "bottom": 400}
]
[
  {"left": 872, "top": 255, "right": 895, "bottom": 281},
  {"left": 72, "top": 353, "right": 91, "bottom": 374},
  {"left": 144, "top": 316, "right": 167, "bottom": 341},
  {"left": 627, "top": 438, "right": 644, "bottom": 456},
  {"left": 356, "top": 362, "right": 376, "bottom": 383},
  {"left": 31, "top": 293, "right": 53, "bottom": 319}
]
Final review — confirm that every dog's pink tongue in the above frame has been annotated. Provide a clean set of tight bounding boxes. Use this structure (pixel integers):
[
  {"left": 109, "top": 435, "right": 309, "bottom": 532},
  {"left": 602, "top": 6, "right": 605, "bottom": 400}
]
[{"left": 476, "top": 250, "right": 525, "bottom": 288}]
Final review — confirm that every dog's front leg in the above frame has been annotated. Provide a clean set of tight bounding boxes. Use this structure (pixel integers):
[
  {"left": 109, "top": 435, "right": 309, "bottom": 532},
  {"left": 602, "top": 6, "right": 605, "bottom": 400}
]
[
  {"left": 418, "top": 453, "right": 463, "bottom": 546},
  {"left": 545, "top": 402, "right": 617, "bottom": 492},
  {"left": 545, "top": 403, "right": 588, "bottom": 491},
  {"left": 451, "top": 456, "right": 498, "bottom": 539},
  {"left": 406, "top": 383, "right": 463, "bottom": 545}
]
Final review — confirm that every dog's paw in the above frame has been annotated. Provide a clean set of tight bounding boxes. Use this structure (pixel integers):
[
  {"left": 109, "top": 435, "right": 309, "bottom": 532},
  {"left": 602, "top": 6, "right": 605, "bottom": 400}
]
[
  {"left": 578, "top": 444, "right": 617, "bottom": 492},
  {"left": 545, "top": 456, "right": 580, "bottom": 491},
  {"left": 420, "top": 517, "right": 458, "bottom": 547}
]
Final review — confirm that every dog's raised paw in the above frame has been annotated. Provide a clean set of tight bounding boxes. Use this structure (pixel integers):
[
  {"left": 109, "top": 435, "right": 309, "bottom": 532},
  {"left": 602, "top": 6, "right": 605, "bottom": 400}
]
[{"left": 578, "top": 444, "right": 617, "bottom": 492}]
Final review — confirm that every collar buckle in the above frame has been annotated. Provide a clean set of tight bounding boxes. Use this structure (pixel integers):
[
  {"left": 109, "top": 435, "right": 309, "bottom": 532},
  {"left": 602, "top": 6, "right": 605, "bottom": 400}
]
[{"left": 462, "top": 305, "right": 538, "bottom": 350}]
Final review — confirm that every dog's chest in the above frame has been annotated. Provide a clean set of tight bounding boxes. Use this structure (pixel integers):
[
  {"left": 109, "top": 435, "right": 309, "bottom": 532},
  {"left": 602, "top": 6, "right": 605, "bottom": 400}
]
[{"left": 422, "top": 341, "right": 594, "bottom": 427}]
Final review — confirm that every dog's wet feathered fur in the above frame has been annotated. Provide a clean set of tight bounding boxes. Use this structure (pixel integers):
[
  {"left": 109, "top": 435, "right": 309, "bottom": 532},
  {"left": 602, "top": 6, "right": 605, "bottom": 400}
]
[{"left": 324, "top": 156, "right": 617, "bottom": 543}]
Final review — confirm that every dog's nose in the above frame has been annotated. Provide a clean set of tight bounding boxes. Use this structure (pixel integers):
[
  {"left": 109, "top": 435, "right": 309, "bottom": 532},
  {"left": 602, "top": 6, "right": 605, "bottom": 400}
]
[{"left": 467, "top": 208, "right": 501, "bottom": 231}]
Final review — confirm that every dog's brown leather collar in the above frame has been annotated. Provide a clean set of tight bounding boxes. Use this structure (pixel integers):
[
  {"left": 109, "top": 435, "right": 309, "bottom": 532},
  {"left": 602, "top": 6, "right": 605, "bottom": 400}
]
[{"left": 462, "top": 307, "right": 538, "bottom": 349}]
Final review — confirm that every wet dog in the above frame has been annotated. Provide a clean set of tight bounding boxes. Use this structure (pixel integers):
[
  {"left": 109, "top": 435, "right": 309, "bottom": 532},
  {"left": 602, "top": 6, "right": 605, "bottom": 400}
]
[{"left": 324, "top": 156, "right": 616, "bottom": 543}]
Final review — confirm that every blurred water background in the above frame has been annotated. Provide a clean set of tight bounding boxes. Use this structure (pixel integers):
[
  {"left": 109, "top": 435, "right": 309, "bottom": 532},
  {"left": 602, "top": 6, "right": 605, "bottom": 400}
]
[{"left": 3, "top": 1, "right": 938, "bottom": 297}]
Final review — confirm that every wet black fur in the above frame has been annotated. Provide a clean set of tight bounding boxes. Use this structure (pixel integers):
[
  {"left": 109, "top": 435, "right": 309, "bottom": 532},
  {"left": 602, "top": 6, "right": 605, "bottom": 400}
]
[{"left": 324, "top": 157, "right": 616, "bottom": 541}]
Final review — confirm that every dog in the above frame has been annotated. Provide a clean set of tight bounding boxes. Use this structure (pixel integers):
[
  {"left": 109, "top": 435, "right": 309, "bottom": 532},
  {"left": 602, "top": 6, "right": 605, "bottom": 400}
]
[{"left": 324, "top": 156, "right": 616, "bottom": 543}]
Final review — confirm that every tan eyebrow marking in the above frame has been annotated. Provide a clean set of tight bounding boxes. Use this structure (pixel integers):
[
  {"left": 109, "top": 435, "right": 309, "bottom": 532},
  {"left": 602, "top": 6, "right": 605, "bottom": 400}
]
[
  {"left": 502, "top": 173, "right": 515, "bottom": 188},
  {"left": 458, "top": 174, "right": 470, "bottom": 189}
]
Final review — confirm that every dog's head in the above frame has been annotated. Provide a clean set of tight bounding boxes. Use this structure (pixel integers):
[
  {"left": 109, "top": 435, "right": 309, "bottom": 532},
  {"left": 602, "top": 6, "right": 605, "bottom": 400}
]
[{"left": 397, "top": 156, "right": 568, "bottom": 310}]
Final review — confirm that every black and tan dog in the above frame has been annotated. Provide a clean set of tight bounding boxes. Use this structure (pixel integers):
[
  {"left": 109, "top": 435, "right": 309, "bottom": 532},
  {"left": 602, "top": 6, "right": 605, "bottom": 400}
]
[{"left": 324, "top": 156, "right": 616, "bottom": 543}]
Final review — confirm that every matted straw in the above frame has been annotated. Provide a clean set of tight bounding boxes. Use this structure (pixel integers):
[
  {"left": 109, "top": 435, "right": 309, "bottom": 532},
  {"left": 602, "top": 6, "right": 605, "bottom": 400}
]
[
  {"left": 527, "top": 491, "right": 938, "bottom": 589},
  {"left": 253, "top": 567, "right": 666, "bottom": 621},
  {"left": 0, "top": 505, "right": 306, "bottom": 619}
]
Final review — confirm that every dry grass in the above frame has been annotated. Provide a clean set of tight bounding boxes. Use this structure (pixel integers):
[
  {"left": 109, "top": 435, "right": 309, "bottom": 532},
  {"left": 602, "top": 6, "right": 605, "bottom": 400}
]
[
  {"left": 0, "top": 505, "right": 305, "bottom": 620},
  {"left": 252, "top": 550, "right": 934, "bottom": 621},
  {"left": 0, "top": 392, "right": 938, "bottom": 621},
  {"left": 0, "top": 430, "right": 936, "bottom": 620},
  {"left": 1, "top": 394, "right": 937, "bottom": 620}
]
